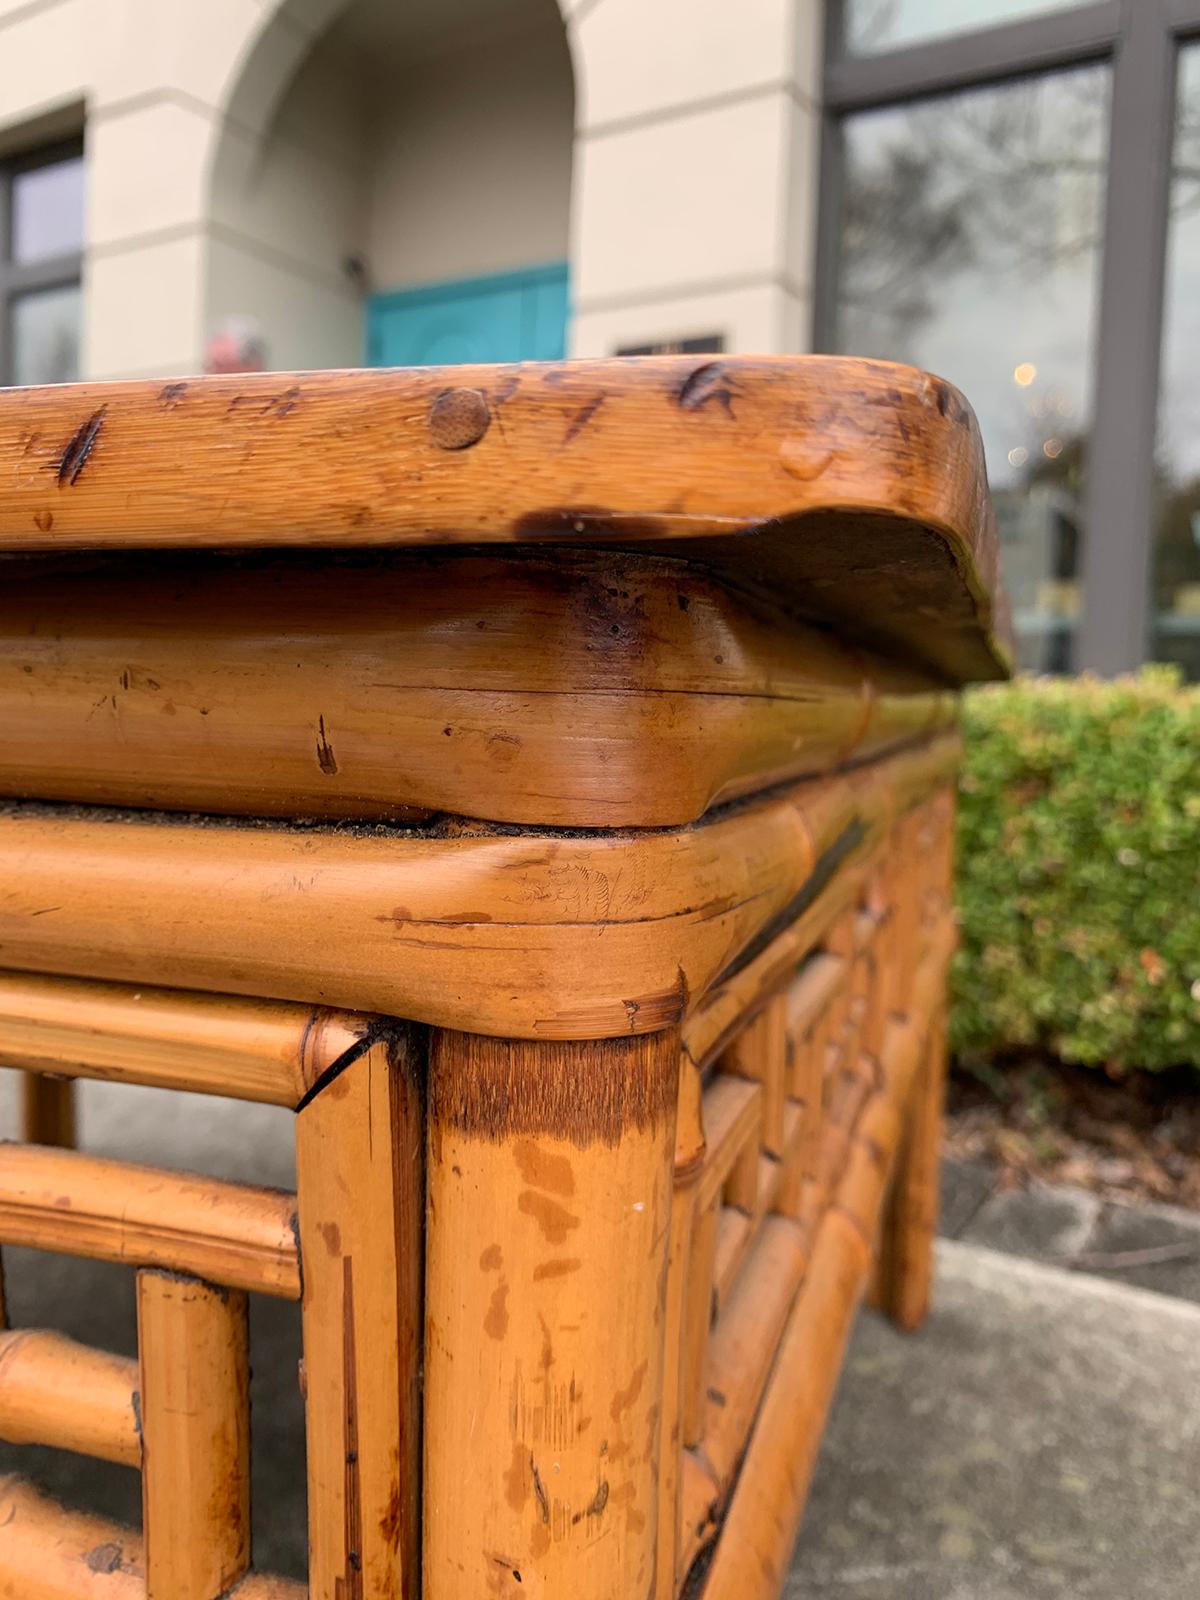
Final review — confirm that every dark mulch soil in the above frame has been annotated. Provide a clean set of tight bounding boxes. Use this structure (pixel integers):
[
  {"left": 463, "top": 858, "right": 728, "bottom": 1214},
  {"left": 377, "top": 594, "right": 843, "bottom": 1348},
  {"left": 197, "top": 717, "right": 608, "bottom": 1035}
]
[{"left": 945, "top": 1055, "right": 1200, "bottom": 1211}]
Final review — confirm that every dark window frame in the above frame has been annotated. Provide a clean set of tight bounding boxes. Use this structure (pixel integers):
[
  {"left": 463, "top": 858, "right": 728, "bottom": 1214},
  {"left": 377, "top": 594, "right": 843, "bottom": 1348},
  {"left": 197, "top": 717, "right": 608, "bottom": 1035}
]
[
  {"left": 816, "top": 0, "right": 1200, "bottom": 673},
  {"left": 0, "top": 136, "right": 85, "bottom": 388}
]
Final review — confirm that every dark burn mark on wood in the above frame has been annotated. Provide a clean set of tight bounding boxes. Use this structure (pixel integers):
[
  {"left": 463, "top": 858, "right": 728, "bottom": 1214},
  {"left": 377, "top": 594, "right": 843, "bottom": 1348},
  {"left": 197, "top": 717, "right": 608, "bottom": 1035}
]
[
  {"left": 561, "top": 392, "right": 605, "bottom": 446},
  {"left": 429, "top": 386, "right": 490, "bottom": 450},
  {"left": 341, "top": 1256, "right": 364, "bottom": 1598},
  {"left": 530, "top": 1456, "right": 550, "bottom": 1525},
  {"left": 316, "top": 714, "right": 339, "bottom": 776},
  {"left": 265, "top": 385, "right": 301, "bottom": 418},
  {"left": 83, "top": 1543, "right": 124, "bottom": 1574},
  {"left": 158, "top": 382, "right": 188, "bottom": 407},
  {"left": 55, "top": 407, "right": 106, "bottom": 487},
  {"left": 678, "top": 362, "right": 736, "bottom": 417},
  {"left": 430, "top": 1031, "right": 676, "bottom": 1147},
  {"left": 572, "top": 1479, "right": 610, "bottom": 1524}
]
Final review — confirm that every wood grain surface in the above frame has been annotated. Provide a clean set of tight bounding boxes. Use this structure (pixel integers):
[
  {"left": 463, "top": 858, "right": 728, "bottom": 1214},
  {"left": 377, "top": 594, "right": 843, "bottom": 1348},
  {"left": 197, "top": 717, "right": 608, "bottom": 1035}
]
[{"left": 0, "top": 357, "right": 1008, "bottom": 683}]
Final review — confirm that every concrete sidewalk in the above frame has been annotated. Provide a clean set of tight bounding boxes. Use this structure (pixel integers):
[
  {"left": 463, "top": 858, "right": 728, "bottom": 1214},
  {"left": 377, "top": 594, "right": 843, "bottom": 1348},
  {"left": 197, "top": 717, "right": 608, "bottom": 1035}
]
[
  {"left": 2, "top": 1078, "right": 1199, "bottom": 1592},
  {"left": 790, "top": 1240, "right": 1200, "bottom": 1599}
]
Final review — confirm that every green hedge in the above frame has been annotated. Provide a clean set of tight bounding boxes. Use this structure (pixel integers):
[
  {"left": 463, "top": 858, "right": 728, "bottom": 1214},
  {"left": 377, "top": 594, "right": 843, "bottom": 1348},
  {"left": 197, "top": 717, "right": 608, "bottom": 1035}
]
[{"left": 951, "top": 668, "right": 1200, "bottom": 1072}]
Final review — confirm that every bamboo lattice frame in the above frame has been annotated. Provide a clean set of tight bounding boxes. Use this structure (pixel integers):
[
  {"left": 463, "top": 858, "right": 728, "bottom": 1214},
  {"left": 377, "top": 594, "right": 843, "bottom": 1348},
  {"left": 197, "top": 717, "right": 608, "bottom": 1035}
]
[{"left": 0, "top": 355, "right": 1002, "bottom": 1599}]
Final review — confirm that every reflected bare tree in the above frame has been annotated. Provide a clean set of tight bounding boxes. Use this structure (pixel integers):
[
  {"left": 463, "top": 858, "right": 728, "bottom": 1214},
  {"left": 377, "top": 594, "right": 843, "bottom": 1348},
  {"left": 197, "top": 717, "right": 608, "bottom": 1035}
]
[{"left": 837, "top": 71, "right": 1106, "bottom": 359}]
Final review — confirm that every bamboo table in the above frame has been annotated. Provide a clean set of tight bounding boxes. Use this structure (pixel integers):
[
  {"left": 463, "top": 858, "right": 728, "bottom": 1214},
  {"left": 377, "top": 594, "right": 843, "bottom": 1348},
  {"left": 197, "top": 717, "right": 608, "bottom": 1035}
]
[{"left": 0, "top": 357, "right": 1007, "bottom": 1600}]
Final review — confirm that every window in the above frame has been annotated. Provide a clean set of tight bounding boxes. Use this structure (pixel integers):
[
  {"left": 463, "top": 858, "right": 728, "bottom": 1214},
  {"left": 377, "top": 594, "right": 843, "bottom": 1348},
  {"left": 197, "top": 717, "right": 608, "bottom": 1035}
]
[
  {"left": 820, "top": 2, "right": 1200, "bottom": 675},
  {"left": 1, "top": 141, "right": 84, "bottom": 388},
  {"left": 1154, "top": 45, "right": 1200, "bottom": 677}
]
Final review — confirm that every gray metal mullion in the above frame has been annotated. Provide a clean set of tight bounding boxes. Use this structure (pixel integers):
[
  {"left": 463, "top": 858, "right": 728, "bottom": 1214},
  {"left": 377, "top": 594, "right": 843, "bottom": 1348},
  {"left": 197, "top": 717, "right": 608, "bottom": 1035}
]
[
  {"left": 5, "top": 252, "right": 81, "bottom": 295},
  {"left": 810, "top": 108, "right": 845, "bottom": 353},
  {"left": 825, "top": 1, "right": 1121, "bottom": 111},
  {"left": 1168, "top": 0, "right": 1200, "bottom": 37},
  {"left": 0, "top": 163, "right": 10, "bottom": 385},
  {"left": 1077, "top": 3, "right": 1178, "bottom": 672}
]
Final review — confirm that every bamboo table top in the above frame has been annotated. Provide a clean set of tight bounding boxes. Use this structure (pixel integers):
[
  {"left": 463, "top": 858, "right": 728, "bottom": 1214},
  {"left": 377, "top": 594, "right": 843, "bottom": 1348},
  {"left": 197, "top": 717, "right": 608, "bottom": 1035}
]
[{"left": 0, "top": 355, "right": 1009, "bottom": 684}]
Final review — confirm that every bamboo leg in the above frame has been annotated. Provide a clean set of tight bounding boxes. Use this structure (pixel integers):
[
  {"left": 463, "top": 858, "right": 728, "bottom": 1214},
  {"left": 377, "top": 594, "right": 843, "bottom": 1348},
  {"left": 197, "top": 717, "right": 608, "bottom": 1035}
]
[
  {"left": 872, "top": 1012, "right": 947, "bottom": 1331},
  {"left": 658, "top": 1052, "right": 704, "bottom": 1599},
  {"left": 20, "top": 1075, "right": 75, "bottom": 1148},
  {"left": 295, "top": 1033, "right": 424, "bottom": 1600},
  {"left": 137, "top": 1269, "right": 251, "bottom": 1600},
  {"left": 424, "top": 1028, "right": 679, "bottom": 1600}
]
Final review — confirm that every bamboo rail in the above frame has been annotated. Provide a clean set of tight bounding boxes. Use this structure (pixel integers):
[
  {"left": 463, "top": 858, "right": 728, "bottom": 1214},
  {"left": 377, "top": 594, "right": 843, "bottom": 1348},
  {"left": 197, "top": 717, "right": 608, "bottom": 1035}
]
[
  {"left": 0, "top": 1144, "right": 299, "bottom": 1298},
  {"left": 0, "top": 1330, "right": 139, "bottom": 1468},
  {"left": 0, "top": 1475, "right": 304, "bottom": 1600},
  {"left": 2, "top": 549, "right": 953, "bottom": 829},
  {"left": 0, "top": 736, "right": 958, "bottom": 1040},
  {"left": 0, "top": 971, "right": 371, "bottom": 1107}
]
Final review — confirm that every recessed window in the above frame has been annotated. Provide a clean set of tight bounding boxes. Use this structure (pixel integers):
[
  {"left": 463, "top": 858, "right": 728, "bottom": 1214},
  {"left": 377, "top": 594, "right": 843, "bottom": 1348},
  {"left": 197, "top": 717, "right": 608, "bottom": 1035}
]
[{"left": 2, "top": 143, "right": 84, "bottom": 387}]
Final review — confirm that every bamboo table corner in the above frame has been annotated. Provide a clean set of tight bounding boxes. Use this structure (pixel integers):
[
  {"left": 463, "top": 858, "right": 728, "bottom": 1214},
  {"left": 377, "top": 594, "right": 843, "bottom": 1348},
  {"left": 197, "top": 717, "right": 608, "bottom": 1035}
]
[{"left": 0, "top": 355, "right": 1008, "bottom": 1600}]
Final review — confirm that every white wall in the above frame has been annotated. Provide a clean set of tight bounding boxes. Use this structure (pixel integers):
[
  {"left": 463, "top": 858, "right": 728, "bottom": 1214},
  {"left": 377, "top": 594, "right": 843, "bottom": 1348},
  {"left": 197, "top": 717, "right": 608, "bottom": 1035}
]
[
  {"left": 208, "top": 33, "right": 369, "bottom": 369},
  {"left": 0, "top": 0, "right": 825, "bottom": 378},
  {"left": 366, "top": 14, "right": 574, "bottom": 294}
]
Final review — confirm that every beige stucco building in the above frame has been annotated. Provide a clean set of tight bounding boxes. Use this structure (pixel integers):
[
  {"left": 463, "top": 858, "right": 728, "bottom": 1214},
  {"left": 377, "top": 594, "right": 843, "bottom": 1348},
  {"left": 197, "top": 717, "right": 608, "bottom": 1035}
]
[{"left": 0, "top": 0, "right": 823, "bottom": 379}]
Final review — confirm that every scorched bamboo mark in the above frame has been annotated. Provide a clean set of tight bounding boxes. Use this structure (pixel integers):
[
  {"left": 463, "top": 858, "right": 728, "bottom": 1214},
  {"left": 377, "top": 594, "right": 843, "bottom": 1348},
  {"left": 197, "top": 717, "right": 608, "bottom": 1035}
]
[{"left": 55, "top": 408, "right": 106, "bottom": 487}]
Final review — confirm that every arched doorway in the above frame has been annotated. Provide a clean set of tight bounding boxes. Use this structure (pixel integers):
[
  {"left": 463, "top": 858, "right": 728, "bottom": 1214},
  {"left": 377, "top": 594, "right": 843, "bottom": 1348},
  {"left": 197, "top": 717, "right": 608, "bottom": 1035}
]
[{"left": 206, "top": 0, "right": 575, "bottom": 371}]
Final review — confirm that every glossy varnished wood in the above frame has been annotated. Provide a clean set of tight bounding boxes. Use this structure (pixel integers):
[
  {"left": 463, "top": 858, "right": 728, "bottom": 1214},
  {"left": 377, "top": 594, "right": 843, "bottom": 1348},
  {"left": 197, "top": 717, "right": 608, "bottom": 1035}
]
[
  {"left": 0, "top": 549, "right": 953, "bottom": 827},
  {"left": 0, "top": 970, "right": 370, "bottom": 1106},
  {"left": 0, "top": 358, "right": 1007, "bottom": 683}
]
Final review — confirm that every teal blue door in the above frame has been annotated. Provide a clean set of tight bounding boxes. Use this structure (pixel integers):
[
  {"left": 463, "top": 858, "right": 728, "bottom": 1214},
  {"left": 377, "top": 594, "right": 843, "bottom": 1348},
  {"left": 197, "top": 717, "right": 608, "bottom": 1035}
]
[{"left": 366, "top": 263, "right": 568, "bottom": 367}]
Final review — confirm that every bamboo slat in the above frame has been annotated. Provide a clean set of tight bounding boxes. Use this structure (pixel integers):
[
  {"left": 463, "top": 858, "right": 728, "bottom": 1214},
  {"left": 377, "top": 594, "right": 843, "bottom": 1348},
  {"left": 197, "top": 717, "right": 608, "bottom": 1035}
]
[
  {"left": 424, "top": 1028, "right": 678, "bottom": 1599},
  {"left": 873, "top": 1014, "right": 950, "bottom": 1330},
  {"left": 2, "top": 550, "right": 954, "bottom": 829},
  {"left": 0, "top": 358, "right": 1007, "bottom": 684},
  {"left": 694, "top": 1215, "right": 809, "bottom": 1490},
  {"left": 0, "top": 1329, "right": 139, "bottom": 1467},
  {"left": 296, "top": 1035, "right": 423, "bottom": 1600},
  {"left": 18, "top": 1076, "right": 76, "bottom": 1149},
  {"left": 137, "top": 1271, "right": 250, "bottom": 1600},
  {"left": 0, "top": 970, "right": 371, "bottom": 1107},
  {"left": 0, "top": 741, "right": 958, "bottom": 1041},
  {"left": 0, "top": 1144, "right": 299, "bottom": 1298},
  {"left": 678, "top": 919, "right": 956, "bottom": 1584},
  {"left": 700, "top": 1208, "right": 871, "bottom": 1600}
]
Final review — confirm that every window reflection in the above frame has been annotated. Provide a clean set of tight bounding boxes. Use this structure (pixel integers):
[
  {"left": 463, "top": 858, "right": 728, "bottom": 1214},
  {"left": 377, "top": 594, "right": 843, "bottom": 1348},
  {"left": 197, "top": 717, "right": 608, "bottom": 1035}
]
[
  {"left": 832, "top": 66, "right": 1109, "bottom": 671},
  {"left": 1153, "top": 47, "right": 1200, "bottom": 676},
  {"left": 844, "top": 0, "right": 1089, "bottom": 56},
  {"left": 12, "top": 154, "right": 85, "bottom": 264},
  {"left": 12, "top": 285, "right": 81, "bottom": 386}
]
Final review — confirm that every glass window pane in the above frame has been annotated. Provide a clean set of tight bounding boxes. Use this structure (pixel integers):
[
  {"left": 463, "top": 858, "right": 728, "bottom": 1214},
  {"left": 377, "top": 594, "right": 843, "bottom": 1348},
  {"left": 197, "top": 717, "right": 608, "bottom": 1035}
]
[
  {"left": 11, "top": 284, "right": 82, "bottom": 386},
  {"left": 12, "top": 154, "right": 84, "bottom": 263},
  {"left": 1153, "top": 46, "right": 1200, "bottom": 677},
  {"left": 832, "top": 66, "right": 1109, "bottom": 672},
  {"left": 843, "top": 0, "right": 1088, "bottom": 56}
]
